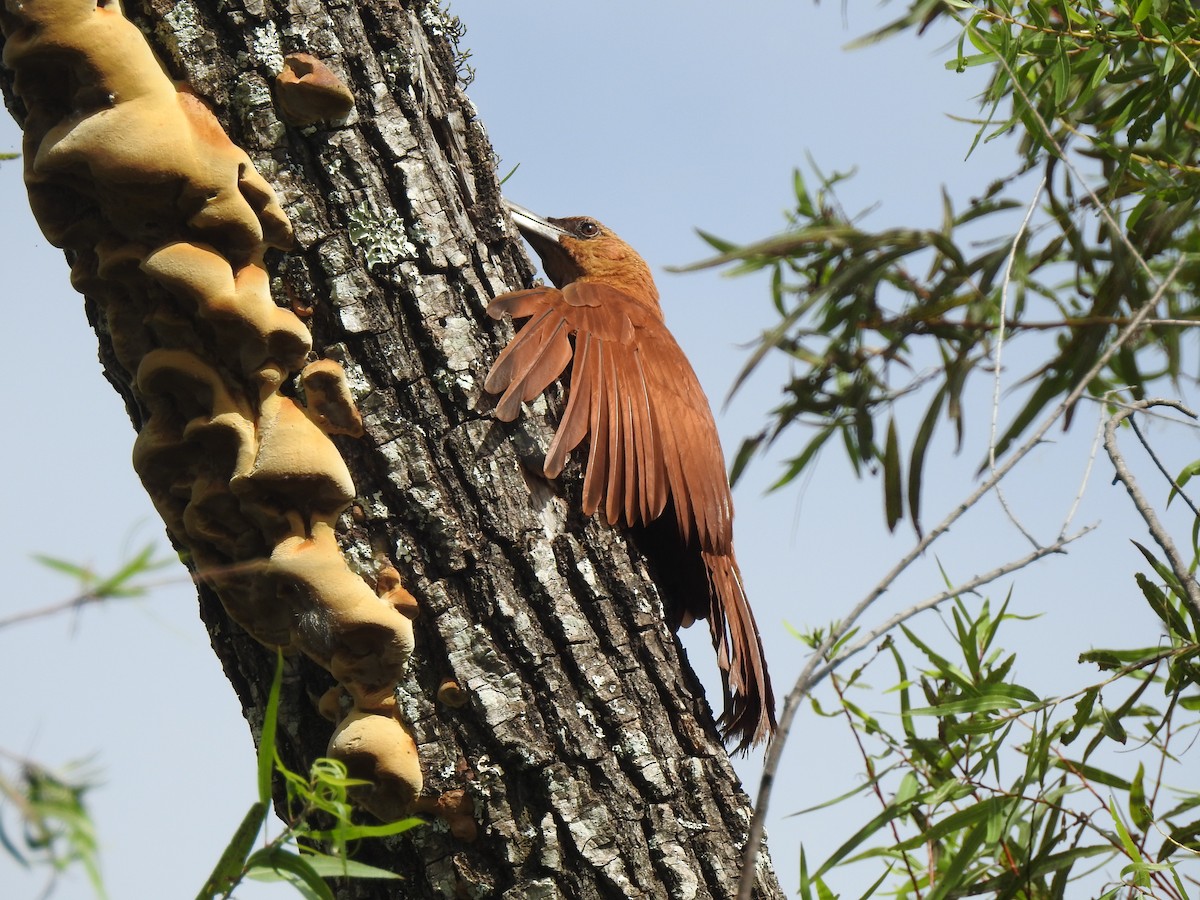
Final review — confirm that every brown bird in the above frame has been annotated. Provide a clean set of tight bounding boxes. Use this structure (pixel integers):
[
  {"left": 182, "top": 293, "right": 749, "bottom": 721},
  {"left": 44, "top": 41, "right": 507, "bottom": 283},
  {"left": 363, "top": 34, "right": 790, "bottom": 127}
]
[{"left": 484, "top": 200, "right": 775, "bottom": 750}]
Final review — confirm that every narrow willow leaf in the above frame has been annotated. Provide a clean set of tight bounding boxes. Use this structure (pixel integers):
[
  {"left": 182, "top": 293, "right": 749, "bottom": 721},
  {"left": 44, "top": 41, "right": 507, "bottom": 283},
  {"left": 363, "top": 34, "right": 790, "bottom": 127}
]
[
  {"left": 246, "top": 847, "right": 335, "bottom": 900},
  {"left": 1136, "top": 573, "right": 1190, "bottom": 640},
  {"left": 1110, "top": 798, "right": 1144, "bottom": 863},
  {"left": 30, "top": 554, "right": 92, "bottom": 581},
  {"left": 1062, "top": 688, "right": 1097, "bottom": 745},
  {"left": 1167, "top": 458, "right": 1200, "bottom": 507},
  {"left": 308, "top": 817, "right": 424, "bottom": 842},
  {"left": 883, "top": 416, "right": 903, "bottom": 532},
  {"left": 924, "top": 821, "right": 988, "bottom": 900},
  {"left": 295, "top": 852, "right": 405, "bottom": 879},
  {"left": 729, "top": 433, "right": 764, "bottom": 487},
  {"left": 906, "top": 683, "right": 1038, "bottom": 717},
  {"left": 1131, "top": 541, "right": 1185, "bottom": 599},
  {"left": 1098, "top": 705, "right": 1128, "bottom": 744},
  {"left": 1129, "top": 763, "right": 1150, "bottom": 832},
  {"left": 1053, "top": 38, "right": 1071, "bottom": 108},
  {"left": 813, "top": 800, "right": 914, "bottom": 879},
  {"left": 1158, "top": 815, "right": 1200, "bottom": 861},
  {"left": 258, "top": 650, "right": 285, "bottom": 804},
  {"left": 770, "top": 427, "right": 835, "bottom": 492},
  {"left": 1050, "top": 759, "right": 1131, "bottom": 791},
  {"left": 195, "top": 801, "right": 269, "bottom": 900},
  {"left": 890, "top": 798, "right": 1002, "bottom": 852},
  {"left": 907, "top": 385, "right": 945, "bottom": 536}
]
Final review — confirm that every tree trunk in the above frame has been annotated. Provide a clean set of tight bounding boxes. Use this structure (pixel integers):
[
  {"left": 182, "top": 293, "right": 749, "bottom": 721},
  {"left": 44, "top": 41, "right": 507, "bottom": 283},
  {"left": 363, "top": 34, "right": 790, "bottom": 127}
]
[{"left": 0, "top": 0, "right": 782, "bottom": 896}]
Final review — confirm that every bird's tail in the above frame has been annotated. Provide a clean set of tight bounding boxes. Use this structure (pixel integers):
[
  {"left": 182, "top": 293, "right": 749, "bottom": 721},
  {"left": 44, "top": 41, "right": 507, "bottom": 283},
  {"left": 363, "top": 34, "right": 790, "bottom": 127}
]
[{"left": 702, "top": 550, "right": 776, "bottom": 753}]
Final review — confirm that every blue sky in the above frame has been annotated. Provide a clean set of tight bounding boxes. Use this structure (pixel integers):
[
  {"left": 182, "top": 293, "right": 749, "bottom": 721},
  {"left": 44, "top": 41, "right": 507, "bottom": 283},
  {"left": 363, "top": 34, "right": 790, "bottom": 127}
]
[{"left": 2, "top": 3, "right": 1193, "bottom": 897}]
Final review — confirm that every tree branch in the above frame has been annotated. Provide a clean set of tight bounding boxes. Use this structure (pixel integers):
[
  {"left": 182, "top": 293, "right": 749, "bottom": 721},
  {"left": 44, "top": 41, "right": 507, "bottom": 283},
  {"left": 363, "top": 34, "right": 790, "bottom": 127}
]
[{"left": 1102, "top": 398, "right": 1200, "bottom": 620}]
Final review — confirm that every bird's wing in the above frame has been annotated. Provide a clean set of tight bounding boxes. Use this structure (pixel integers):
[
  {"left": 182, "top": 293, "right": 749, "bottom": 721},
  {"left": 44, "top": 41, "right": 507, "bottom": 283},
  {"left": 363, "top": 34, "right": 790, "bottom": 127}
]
[
  {"left": 484, "top": 287, "right": 575, "bottom": 422},
  {"left": 485, "top": 282, "right": 733, "bottom": 551}
]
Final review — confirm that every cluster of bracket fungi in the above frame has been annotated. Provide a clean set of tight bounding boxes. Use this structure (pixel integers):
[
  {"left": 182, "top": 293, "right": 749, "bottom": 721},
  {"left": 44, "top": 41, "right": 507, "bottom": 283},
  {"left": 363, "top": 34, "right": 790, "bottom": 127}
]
[{"left": 2, "top": 0, "right": 422, "bottom": 818}]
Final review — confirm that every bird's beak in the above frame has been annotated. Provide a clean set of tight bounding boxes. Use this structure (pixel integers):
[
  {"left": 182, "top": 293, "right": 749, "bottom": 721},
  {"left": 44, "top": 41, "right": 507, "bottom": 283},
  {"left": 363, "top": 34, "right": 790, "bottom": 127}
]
[{"left": 502, "top": 199, "right": 569, "bottom": 244}]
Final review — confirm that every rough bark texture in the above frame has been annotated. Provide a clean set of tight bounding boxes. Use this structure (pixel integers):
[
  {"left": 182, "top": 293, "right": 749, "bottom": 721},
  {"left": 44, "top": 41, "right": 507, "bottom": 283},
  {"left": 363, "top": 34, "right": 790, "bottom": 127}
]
[{"left": 0, "top": 0, "right": 783, "bottom": 896}]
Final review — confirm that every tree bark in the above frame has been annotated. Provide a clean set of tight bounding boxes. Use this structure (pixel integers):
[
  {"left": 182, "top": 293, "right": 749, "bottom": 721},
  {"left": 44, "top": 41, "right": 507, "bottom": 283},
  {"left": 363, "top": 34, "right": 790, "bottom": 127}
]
[{"left": 0, "top": 0, "right": 783, "bottom": 897}]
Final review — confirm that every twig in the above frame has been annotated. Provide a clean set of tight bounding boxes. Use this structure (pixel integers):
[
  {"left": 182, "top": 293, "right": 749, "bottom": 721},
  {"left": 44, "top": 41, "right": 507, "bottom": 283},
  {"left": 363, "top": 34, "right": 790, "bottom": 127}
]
[
  {"left": 1129, "top": 415, "right": 1200, "bottom": 520},
  {"left": 831, "top": 676, "right": 924, "bottom": 898},
  {"left": 0, "top": 592, "right": 111, "bottom": 630},
  {"left": 807, "top": 526, "right": 1093, "bottom": 689},
  {"left": 1059, "top": 394, "right": 1112, "bottom": 540},
  {"left": 1102, "top": 398, "right": 1200, "bottom": 620},
  {"left": 988, "top": 175, "right": 1046, "bottom": 549}
]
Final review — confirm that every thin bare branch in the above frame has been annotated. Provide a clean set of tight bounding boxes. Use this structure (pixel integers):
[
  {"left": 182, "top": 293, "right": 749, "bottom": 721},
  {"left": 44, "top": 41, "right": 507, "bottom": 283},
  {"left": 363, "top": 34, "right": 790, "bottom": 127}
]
[
  {"left": 989, "top": 175, "right": 1046, "bottom": 550},
  {"left": 1103, "top": 398, "right": 1200, "bottom": 619},
  {"left": 1129, "top": 415, "right": 1200, "bottom": 521},
  {"left": 1059, "top": 395, "right": 1110, "bottom": 540},
  {"left": 807, "top": 525, "right": 1094, "bottom": 689}
]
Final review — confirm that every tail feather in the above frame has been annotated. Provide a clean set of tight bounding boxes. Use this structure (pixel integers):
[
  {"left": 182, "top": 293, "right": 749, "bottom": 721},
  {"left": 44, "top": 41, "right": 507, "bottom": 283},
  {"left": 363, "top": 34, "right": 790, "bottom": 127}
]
[{"left": 702, "top": 550, "right": 776, "bottom": 752}]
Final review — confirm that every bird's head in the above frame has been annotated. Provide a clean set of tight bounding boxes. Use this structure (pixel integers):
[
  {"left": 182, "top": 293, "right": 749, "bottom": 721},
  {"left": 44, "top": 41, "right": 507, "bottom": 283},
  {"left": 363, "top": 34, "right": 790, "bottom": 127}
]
[{"left": 503, "top": 200, "right": 659, "bottom": 303}]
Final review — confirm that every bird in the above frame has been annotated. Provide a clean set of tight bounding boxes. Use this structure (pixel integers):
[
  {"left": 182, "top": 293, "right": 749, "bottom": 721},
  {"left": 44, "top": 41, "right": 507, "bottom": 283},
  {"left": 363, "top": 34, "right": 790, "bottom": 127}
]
[{"left": 484, "top": 199, "right": 775, "bottom": 751}]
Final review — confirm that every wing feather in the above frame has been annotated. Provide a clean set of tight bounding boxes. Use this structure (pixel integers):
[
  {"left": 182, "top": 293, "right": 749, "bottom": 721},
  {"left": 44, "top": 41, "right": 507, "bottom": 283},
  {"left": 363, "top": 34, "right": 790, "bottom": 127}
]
[
  {"left": 485, "top": 290, "right": 575, "bottom": 422},
  {"left": 630, "top": 347, "right": 667, "bottom": 523},
  {"left": 545, "top": 332, "right": 593, "bottom": 478},
  {"left": 582, "top": 333, "right": 609, "bottom": 518}
]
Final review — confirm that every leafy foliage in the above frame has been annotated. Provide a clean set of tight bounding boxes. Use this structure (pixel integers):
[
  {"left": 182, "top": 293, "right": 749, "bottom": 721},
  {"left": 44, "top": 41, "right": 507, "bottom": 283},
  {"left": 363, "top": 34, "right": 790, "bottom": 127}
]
[
  {"left": 0, "top": 755, "right": 106, "bottom": 899},
  {"left": 1, "top": 551, "right": 419, "bottom": 899},
  {"left": 727, "top": 3, "right": 1200, "bottom": 898},
  {"left": 687, "top": 0, "right": 1200, "bottom": 534},
  {"left": 801, "top": 575, "right": 1200, "bottom": 898},
  {"left": 196, "top": 651, "right": 421, "bottom": 899}
]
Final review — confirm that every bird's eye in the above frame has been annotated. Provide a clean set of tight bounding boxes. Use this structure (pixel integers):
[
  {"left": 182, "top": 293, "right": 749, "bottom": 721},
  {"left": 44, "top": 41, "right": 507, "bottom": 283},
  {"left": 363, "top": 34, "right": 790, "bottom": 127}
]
[{"left": 577, "top": 221, "right": 600, "bottom": 238}]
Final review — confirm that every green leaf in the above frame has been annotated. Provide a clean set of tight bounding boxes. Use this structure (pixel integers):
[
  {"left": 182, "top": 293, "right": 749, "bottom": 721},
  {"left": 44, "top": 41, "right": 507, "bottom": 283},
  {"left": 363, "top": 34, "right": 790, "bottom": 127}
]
[
  {"left": 729, "top": 433, "right": 764, "bottom": 487},
  {"left": 30, "top": 555, "right": 93, "bottom": 581},
  {"left": 1110, "top": 797, "right": 1144, "bottom": 863},
  {"left": 1136, "top": 573, "right": 1190, "bottom": 640},
  {"left": 194, "top": 801, "right": 268, "bottom": 900},
  {"left": 294, "top": 851, "right": 404, "bottom": 879},
  {"left": 246, "top": 846, "right": 335, "bottom": 900},
  {"left": 1052, "top": 38, "right": 1070, "bottom": 109},
  {"left": 907, "top": 385, "right": 945, "bottom": 536},
  {"left": 882, "top": 797, "right": 1003, "bottom": 854},
  {"left": 770, "top": 426, "right": 835, "bottom": 492},
  {"left": 813, "top": 799, "right": 915, "bottom": 879},
  {"left": 1158, "top": 815, "right": 1200, "bottom": 861},
  {"left": 883, "top": 416, "right": 903, "bottom": 532},
  {"left": 1167, "top": 458, "right": 1200, "bottom": 508},
  {"left": 1050, "top": 759, "right": 1130, "bottom": 791},
  {"left": 307, "top": 817, "right": 424, "bottom": 842},
  {"left": 1129, "top": 763, "right": 1151, "bottom": 832},
  {"left": 925, "top": 819, "right": 988, "bottom": 900},
  {"left": 259, "top": 650, "right": 285, "bottom": 804},
  {"left": 906, "top": 683, "right": 1038, "bottom": 717},
  {"left": 1062, "top": 688, "right": 1097, "bottom": 745},
  {"left": 1098, "top": 705, "right": 1128, "bottom": 745},
  {"left": 1131, "top": 541, "right": 1186, "bottom": 601}
]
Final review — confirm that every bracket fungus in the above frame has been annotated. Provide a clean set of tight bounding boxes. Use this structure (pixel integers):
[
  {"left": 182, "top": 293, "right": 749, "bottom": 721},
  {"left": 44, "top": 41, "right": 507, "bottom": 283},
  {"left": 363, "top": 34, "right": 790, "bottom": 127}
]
[
  {"left": 2, "top": 0, "right": 422, "bottom": 814},
  {"left": 300, "top": 359, "right": 365, "bottom": 437},
  {"left": 274, "top": 52, "right": 356, "bottom": 126}
]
